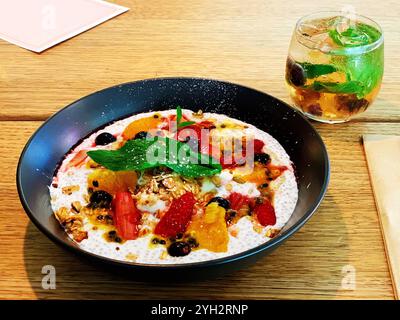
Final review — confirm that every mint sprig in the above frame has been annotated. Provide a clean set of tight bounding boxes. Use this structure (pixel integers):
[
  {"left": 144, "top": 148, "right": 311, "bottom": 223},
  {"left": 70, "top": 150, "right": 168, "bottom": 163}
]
[
  {"left": 87, "top": 137, "right": 222, "bottom": 178},
  {"left": 328, "top": 23, "right": 381, "bottom": 48},
  {"left": 326, "top": 22, "right": 383, "bottom": 98},
  {"left": 299, "top": 62, "right": 337, "bottom": 79},
  {"left": 176, "top": 106, "right": 195, "bottom": 128},
  {"left": 309, "top": 80, "right": 364, "bottom": 95},
  {"left": 294, "top": 23, "right": 383, "bottom": 98}
]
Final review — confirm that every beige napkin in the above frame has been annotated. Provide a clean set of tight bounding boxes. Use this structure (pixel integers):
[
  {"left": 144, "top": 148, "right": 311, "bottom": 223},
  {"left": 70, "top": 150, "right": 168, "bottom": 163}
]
[{"left": 364, "top": 135, "right": 400, "bottom": 299}]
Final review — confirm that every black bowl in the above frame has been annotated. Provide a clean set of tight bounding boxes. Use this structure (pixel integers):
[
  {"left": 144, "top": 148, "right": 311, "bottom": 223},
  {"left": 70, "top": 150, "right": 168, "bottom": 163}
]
[{"left": 17, "top": 77, "right": 329, "bottom": 276}]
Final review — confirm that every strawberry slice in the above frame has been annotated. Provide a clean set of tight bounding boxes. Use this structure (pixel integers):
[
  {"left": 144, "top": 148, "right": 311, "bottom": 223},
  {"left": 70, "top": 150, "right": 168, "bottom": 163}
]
[
  {"left": 112, "top": 191, "right": 142, "bottom": 240},
  {"left": 154, "top": 192, "right": 196, "bottom": 238},
  {"left": 253, "top": 139, "right": 265, "bottom": 154},
  {"left": 177, "top": 121, "right": 215, "bottom": 144},
  {"left": 228, "top": 192, "right": 250, "bottom": 211},
  {"left": 253, "top": 198, "right": 276, "bottom": 226}
]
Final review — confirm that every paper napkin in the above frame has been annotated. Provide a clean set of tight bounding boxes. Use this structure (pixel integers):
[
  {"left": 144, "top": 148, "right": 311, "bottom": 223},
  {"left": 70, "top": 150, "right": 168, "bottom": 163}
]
[
  {"left": 0, "top": 0, "right": 128, "bottom": 52},
  {"left": 364, "top": 134, "right": 400, "bottom": 299}
]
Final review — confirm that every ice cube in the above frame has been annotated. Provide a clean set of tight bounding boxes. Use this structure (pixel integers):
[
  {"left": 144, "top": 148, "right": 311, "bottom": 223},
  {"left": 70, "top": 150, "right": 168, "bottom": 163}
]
[
  {"left": 298, "top": 16, "right": 341, "bottom": 52},
  {"left": 298, "top": 16, "right": 338, "bottom": 37}
]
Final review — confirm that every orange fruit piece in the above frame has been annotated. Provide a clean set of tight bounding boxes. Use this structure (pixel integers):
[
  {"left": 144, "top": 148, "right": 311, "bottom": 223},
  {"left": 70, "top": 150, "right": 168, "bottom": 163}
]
[
  {"left": 188, "top": 202, "right": 229, "bottom": 252},
  {"left": 87, "top": 169, "right": 137, "bottom": 195},
  {"left": 236, "top": 163, "right": 267, "bottom": 185},
  {"left": 121, "top": 114, "right": 162, "bottom": 140}
]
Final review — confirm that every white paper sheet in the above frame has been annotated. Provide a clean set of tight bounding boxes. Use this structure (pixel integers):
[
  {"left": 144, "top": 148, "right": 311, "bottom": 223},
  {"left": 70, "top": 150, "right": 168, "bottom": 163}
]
[{"left": 0, "top": 0, "right": 129, "bottom": 52}]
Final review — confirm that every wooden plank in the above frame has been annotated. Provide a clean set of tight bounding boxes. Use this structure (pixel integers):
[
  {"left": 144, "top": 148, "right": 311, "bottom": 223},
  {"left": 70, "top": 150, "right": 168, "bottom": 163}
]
[
  {"left": 0, "top": 120, "right": 395, "bottom": 299},
  {"left": 0, "top": 0, "right": 398, "bottom": 121}
]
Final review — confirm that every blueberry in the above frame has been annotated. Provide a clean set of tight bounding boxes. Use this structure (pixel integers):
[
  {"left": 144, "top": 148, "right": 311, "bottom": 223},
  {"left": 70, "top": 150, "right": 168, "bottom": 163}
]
[
  {"left": 167, "top": 241, "right": 191, "bottom": 257},
  {"left": 207, "top": 197, "right": 230, "bottom": 210},
  {"left": 286, "top": 58, "right": 306, "bottom": 87},
  {"left": 134, "top": 131, "right": 151, "bottom": 140},
  {"left": 89, "top": 190, "right": 112, "bottom": 208},
  {"left": 95, "top": 132, "right": 116, "bottom": 146},
  {"left": 254, "top": 153, "right": 271, "bottom": 165}
]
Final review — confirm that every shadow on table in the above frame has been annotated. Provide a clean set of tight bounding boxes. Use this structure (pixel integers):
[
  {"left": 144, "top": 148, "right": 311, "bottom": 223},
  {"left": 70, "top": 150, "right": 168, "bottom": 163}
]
[{"left": 23, "top": 194, "right": 350, "bottom": 299}]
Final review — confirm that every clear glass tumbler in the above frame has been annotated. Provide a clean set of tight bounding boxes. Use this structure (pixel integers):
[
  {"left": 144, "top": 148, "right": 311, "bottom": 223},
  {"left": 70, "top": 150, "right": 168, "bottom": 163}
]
[{"left": 286, "top": 11, "right": 384, "bottom": 123}]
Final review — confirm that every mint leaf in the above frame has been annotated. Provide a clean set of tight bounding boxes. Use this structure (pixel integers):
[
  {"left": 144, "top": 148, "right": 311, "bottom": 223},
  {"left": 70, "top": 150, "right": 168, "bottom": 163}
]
[
  {"left": 175, "top": 106, "right": 196, "bottom": 129},
  {"left": 329, "top": 23, "right": 381, "bottom": 48},
  {"left": 87, "top": 139, "right": 156, "bottom": 171},
  {"left": 167, "top": 162, "right": 221, "bottom": 177},
  {"left": 329, "top": 27, "right": 369, "bottom": 47},
  {"left": 87, "top": 137, "right": 222, "bottom": 178},
  {"left": 332, "top": 48, "right": 383, "bottom": 98},
  {"left": 177, "top": 121, "right": 196, "bottom": 128},
  {"left": 357, "top": 23, "right": 381, "bottom": 43},
  {"left": 310, "top": 80, "right": 364, "bottom": 95},
  {"left": 325, "top": 22, "right": 383, "bottom": 98},
  {"left": 329, "top": 29, "right": 344, "bottom": 47},
  {"left": 176, "top": 105, "right": 183, "bottom": 124},
  {"left": 299, "top": 62, "right": 337, "bottom": 79}
]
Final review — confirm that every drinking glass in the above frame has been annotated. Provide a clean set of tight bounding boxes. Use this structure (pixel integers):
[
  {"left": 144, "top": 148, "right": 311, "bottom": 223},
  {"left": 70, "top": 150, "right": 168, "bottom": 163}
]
[{"left": 286, "top": 11, "right": 384, "bottom": 123}]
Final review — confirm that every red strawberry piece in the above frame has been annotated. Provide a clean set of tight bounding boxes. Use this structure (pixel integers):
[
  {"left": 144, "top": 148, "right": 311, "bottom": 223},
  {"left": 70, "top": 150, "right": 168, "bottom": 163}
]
[
  {"left": 177, "top": 121, "right": 216, "bottom": 156},
  {"left": 178, "top": 121, "right": 215, "bottom": 141},
  {"left": 197, "top": 120, "right": 216, "bottom": 130},
  {"left": 253, "top": 139, "right": 265, "bottom": 154},
  {"left": 178, "top": 125, "right": 202, "bottom": 143},
  {"left": 112, "top": 191, "right": 142, "bottom": 240},
  {"left": 228, "top": 192, "right": 250, "bottom": 211},
  {"left": 154, "top": 192, "right": 196, "bottom": 238},
  {"left": 253, "top": 198, "right": 276, "bottom": 226}
]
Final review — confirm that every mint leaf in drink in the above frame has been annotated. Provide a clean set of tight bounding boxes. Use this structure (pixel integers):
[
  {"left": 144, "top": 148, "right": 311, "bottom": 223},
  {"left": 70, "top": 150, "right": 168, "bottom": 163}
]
[
  {"left": 329, "top": 27, "right": 368, "bottom": 47},
  {"left": 357, "top": 23, "right": 381, "bottom": 43},
  {"left": 87, "top": 137, "right": 222, "bottom": 178},
  {"left": 299, "top": 62, "right": 337, "bottom": 79},
  {"left": 327, "top": 22, "right": 383, "bottom": 98},
  {"left": 310, "top": 80, "right": 364, "bottom": 95},
  {"left": 329, "top": 22, "right": 381, "bottom": 48}
]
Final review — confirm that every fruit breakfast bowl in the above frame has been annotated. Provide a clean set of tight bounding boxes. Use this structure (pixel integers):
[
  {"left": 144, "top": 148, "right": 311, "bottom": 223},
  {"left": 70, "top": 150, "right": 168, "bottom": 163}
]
[{"left": 17, "top": 78, "right": 329, "bottom": 278}]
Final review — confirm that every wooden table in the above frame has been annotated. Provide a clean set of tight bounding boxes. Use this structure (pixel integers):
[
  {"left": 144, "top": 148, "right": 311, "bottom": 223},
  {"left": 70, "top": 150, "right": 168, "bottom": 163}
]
[{"left": 0, "top": 0, "right": 398, "bottom": 299}]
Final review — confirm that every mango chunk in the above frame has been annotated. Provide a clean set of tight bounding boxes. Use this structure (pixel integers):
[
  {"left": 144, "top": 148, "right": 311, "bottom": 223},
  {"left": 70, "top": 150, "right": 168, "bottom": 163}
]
[
  {"left": 235, "top": 163, "right": 267, "bottom": 185},
  {"left": 88, "top": 169, "right": 137, "bottom": 194},
  {"left": 122, "top": 114, "right": 162, "bottom": 140},
  {"left": 188, "top": 202, "right": 229, "bottom": 252}
]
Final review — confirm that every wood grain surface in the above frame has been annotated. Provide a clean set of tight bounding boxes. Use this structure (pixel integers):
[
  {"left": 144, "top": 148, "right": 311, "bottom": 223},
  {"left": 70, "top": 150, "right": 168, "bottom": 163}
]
[{"left": 0, "top": 0, "right": 399, "bottom": 299}]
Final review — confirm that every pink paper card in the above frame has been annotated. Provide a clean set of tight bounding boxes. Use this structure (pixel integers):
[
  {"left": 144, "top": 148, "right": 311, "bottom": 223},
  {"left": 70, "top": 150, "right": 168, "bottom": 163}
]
[{"left": 0, "top": 0, "right": 129, "bottom": 53}]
